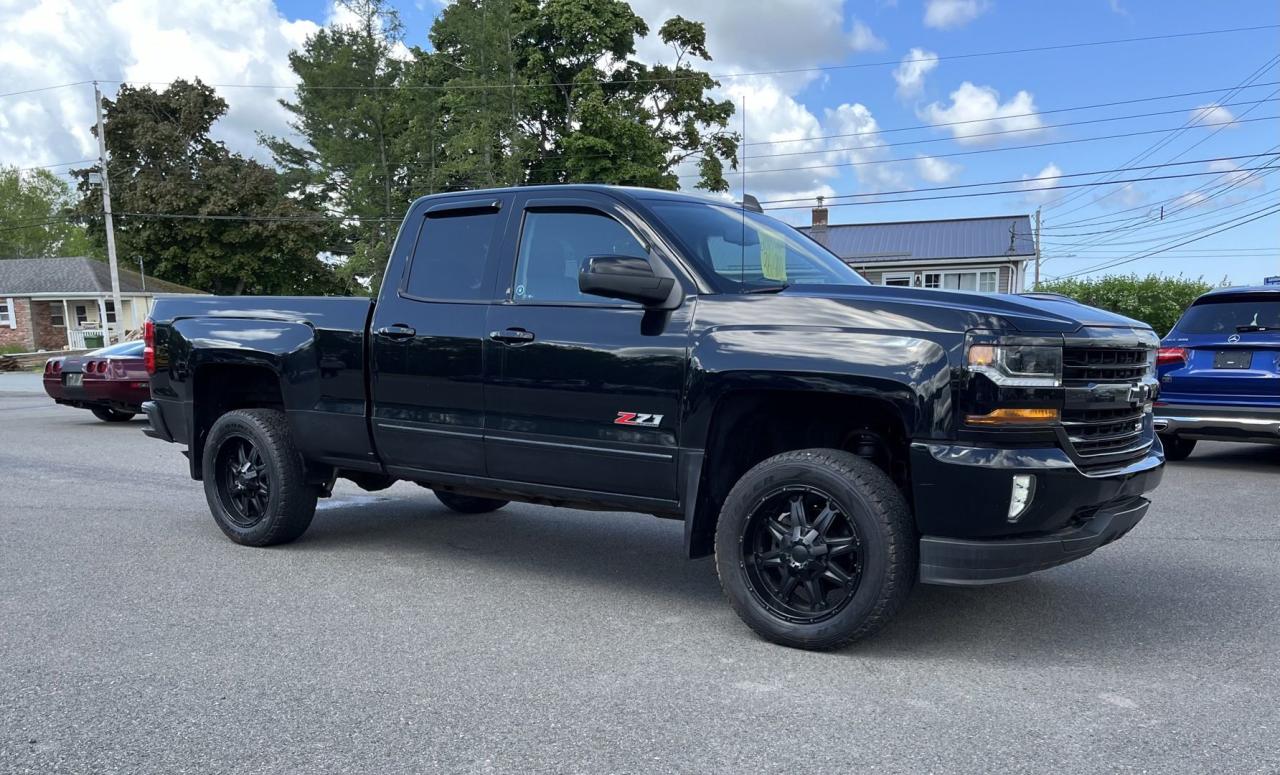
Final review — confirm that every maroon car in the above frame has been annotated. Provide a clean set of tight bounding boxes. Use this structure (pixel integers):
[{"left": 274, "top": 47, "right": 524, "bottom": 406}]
[{"left": 43, "top": 340, "right": 150, "bottom": 422}]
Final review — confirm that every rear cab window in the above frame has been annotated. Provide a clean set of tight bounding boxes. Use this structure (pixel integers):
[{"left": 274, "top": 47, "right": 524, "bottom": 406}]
[{"left": 402, "top": 199, "right": 509, "bottom": 302}]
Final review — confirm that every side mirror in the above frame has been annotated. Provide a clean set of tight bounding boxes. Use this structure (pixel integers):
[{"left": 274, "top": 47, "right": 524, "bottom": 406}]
[{"left": 579, "top": 255, "right": 675, "bottom": 307}]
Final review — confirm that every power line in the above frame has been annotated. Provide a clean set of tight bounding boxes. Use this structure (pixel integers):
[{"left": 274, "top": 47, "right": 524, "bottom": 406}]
[
  {"left": 722, "top": 115, "right": 1278, "bottom": 178},
  {"left": 0, "top": 81, "right": 91, "bottom": 99},
  {"left": 759, "top": 153, "right": 1279, "bottom": 205},
  {"left": 761, "top": 166, "right": 1278, "bottom": 211},
  {"left": 1040, "top": 179, "right": 1280, "bottom": 238},
  {"left": 743, "top": 81, "right": 1280, "bottom": 148},
  {"left": 1050, "top": 203, "right": 1280, "bottom": 278},
  {"left": 1042, "top": 56, "right": 1278, "bottom": 213},
  {"left": 15, "top": 159, "right": 98, "bottom": 173},
  {"left": 92, "top": 23, "right": 1279, "bottom": 93}
]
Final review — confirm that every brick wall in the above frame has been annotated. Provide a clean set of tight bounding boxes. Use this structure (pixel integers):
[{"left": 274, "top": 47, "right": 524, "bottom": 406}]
[
  {"left": 30, "top": 300, "right": 67, "bottom": 351},
  {"left": 0, "top": 298, "right": 35, "bottom": 351}
]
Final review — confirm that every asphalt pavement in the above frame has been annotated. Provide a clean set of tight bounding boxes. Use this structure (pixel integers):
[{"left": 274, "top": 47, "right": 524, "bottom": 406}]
[{"left": 1, "top": 378, "right": 1278, "bottom": 774}]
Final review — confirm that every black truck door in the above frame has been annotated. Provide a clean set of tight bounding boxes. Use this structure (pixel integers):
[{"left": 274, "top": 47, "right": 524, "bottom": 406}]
[
  {"left": 370, "top": 196, "right": 511, "bottom": 478},
  {"left": 483, "top": 193, "right": 692, "bottom": 501}
]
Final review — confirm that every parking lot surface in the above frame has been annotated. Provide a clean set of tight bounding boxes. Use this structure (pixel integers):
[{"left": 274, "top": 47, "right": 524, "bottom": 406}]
[{"left": 1, "top": 382, "right": 1278, "bottom": 774}]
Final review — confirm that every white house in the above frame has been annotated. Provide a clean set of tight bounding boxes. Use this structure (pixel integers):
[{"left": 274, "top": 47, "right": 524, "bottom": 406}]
[
  {"left": 800, "top": 204, "right": 1037, "bottom": 294},
  {"left": 0, "top": 256, "right": 204, "bottom": 351}
]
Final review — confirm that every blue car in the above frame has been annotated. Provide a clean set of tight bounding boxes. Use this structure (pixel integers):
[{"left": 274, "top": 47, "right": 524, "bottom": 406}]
[{"left": 1154, "top": 285, "right": 1280, "bottom": 459}]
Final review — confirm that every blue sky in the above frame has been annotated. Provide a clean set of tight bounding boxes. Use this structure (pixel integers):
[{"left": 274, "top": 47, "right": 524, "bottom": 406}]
[
  {"left": 5, "top": 0, "right": 1278, "bottom": 283},
  {"left": 278, "top": 0, "right": 1280, "bottom": 284}
]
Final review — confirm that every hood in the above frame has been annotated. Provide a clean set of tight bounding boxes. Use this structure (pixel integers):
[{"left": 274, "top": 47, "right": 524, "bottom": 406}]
[{"left": 781, "top": 284, "right": 1150, "bottom": 334}]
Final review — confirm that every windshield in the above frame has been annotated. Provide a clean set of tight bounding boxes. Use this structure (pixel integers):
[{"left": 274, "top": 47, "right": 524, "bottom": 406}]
[
  {"left": 649, "top": 201, "right": 867, "bottom": 290},
  {"left": 1177, "top": 297, "right": 1280, "bottom": 334},
  {"left": 89, "top": 340, "right": 145, "bottom": 357}
]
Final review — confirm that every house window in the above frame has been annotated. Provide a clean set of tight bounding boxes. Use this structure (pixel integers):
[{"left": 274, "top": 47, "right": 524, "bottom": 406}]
[
  {"left": 882, "top": 272, "right": 914, "bottom": 287},
  {"left": 75, "top": 304, "right": 89, "bottom": 326},
  {"left": 105, "top": 301, "right": 117, "bottom": 324},
  {"left": 50, "top": 306, "right": 65, "bottom": 327},
  {"left": 921, "top": 269, "right": 999, "bottom": 293},
  {"left": 0, "top": 298, "right": 12, "bottom": 328}
]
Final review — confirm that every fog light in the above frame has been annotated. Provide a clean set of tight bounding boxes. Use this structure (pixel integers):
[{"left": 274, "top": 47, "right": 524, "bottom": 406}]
[{"left": 1008, "top": 474, "right": 1036, "bottom": 522}]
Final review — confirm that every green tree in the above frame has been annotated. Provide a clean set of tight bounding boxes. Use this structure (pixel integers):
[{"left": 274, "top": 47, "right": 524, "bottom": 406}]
[
  {"left": 264, "top": 0, "right": 413, "bottom": 289},
  {"left": 0, "top": 166, "right": 93, "bottom": 258},
  {"left": 1039, "top": 274, "right": 1219, "bottom": 335},
  {"left": 270, "top": 0, "right": 739, "bottom": 286},
  {"left": 72, "top": 80, "right": 344, "bottom": 296}
]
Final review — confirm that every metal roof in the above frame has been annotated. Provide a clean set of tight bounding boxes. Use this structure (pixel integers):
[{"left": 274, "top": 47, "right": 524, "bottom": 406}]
[
  {"left": 800, "top": 215, "right": 1036, "bottom": 264},
  {"left": 0, "top": 257, "right": 203, "bottom": 295}
]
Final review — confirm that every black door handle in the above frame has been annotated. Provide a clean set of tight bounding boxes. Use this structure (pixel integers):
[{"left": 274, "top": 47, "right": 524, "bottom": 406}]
[
  {"left": 489, "top": 327, "right": 535, "bottom": 344},
  {"left": 376, "top": 324, "right": 416, "bottom": 340}
]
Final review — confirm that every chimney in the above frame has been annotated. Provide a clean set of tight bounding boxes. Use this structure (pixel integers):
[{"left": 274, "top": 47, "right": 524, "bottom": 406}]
[{"left": 811, "top": 196, "right": 829, "bottom": 232}]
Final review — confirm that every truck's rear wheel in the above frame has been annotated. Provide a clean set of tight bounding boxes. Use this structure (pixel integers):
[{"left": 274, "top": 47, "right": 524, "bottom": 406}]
[
  {"left": 1159, "top": 434, "right": 1197, "bottom": 461},
  {"left": 202, "top": 408, "right": 318, "bottom": 546},
  {"left": 715, "top": 448, "right": 915, "bottom": 650},
  {"left": 433, "top": 490, "right": 508, "bottom": 514}
]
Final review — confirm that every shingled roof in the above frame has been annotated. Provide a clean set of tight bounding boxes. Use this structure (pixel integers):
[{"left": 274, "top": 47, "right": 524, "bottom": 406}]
[
  {"left": 0, "top": 257, "right": 204, "bottom": 295},
  {"left": 800, "top": 215, "right": 1036, "bottom": 264}
]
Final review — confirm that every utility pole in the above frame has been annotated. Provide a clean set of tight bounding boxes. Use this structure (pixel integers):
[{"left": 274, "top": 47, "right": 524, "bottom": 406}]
[
  {"left": 93, "top": 82, "right": 124, "bottom": 345},
  {"left": 1033, "top": 207, "right": 1042, "bottom": 290}
]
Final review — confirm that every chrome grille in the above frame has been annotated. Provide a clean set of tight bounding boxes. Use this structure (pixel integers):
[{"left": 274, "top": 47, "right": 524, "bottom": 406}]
[
  {"left": 1063, "top": 347, "right": 1149, "bottom": 384},
  {"left": 1062, "top": 406, "right": 1148, "bottom": 457},
  {"left": 1060, "top": 346, "right": 1154, "bottom": 463}
]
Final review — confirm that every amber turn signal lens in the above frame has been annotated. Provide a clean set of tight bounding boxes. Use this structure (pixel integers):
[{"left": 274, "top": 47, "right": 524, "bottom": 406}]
[{"left": 965, "top": 407, "right": 1060, "bottom": 426}]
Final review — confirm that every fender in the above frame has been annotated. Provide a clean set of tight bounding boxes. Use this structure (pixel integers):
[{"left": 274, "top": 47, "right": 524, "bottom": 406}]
[
  {"left": 166, "top": 313, "right": 374, "bottom": 476},
  {"left": 678, "top": 325, "right": 955, "bottom": 558}
]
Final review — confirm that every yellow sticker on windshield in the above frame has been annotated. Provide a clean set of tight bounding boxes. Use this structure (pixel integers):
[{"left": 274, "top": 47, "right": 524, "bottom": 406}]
[{"left": 760, "top": 232, "right": 787, "bottom": 282}]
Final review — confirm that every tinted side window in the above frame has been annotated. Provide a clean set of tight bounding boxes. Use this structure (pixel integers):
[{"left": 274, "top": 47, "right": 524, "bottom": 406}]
[
  {"left": 405, "top": 208, "right": 503, "bottom": 301},
  {"left": 513, "top": 210, "right": 648, "bottom": 303}
]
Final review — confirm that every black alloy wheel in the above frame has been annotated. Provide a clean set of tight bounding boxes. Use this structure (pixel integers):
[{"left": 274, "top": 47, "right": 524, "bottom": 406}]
[
  {"left": 742, "top": 486, "right": 863, "bottom": 624},
  {"left": 215, "top": 435, "right": 272, "bottom": 527}
]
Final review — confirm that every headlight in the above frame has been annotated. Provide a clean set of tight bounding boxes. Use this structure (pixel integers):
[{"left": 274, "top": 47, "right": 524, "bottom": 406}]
[{"left": 967, "top": 341, "right": 1063, "bottom": 388}]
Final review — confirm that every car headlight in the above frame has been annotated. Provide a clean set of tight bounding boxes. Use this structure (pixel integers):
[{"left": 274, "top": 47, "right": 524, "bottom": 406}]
[{"left": 966, "top": 340, "right": 1063, "bottom": 388}]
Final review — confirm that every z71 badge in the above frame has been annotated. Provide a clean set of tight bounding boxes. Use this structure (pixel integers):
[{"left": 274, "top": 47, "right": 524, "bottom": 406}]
[{"left": 614, "top": 411, "right": 664, "bottom": 427}]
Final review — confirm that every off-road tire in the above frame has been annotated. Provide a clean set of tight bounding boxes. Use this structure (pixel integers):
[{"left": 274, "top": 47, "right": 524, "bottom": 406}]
[
  {"left": 202, "top": 408, "right": 318, "bottom": 546},
  {"left": 433, "top": 490, "right": 509, "bottom": 514},
  {"left": 1159, "top": 434, "right": 1197, "bottom": 461},
  {"left": 92, "top": 407, "right": 135, "bottom": 422},
  {"left": 715, "top": 448, "right": 915, "bottom": 650}
]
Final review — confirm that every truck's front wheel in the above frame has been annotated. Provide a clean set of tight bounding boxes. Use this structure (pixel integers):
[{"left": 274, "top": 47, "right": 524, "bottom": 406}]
[
  {"left": 715, "top": 449, "right": 915, "bottom": 650},
  {"left": 202, "top": 408, "right": 318, "bottom": 546}
]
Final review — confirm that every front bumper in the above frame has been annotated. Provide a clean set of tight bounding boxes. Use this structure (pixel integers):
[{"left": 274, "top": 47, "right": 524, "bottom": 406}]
[
  {"left": 910, "top": 441, "right": 1163, "bottom": 585},
  {"left": 1154, "top": 403, "right": 1280, "bottom": 445},
  {"left": 920, "top": 496, "right": 1149, "bottom": 585}
]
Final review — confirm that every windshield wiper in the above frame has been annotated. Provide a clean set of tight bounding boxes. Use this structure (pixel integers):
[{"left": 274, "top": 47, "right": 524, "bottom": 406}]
[
  {"left": 1235, "top": 324, "right": 1272, "bottom": 332},
  {"left": 743, "top": 283, "right": 789, "bottom": 294}
]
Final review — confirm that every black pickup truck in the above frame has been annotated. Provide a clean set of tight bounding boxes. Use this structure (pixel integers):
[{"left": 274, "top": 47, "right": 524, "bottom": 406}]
[{"left": 143, "top": 185, "right": 1164, "bottom": 649}]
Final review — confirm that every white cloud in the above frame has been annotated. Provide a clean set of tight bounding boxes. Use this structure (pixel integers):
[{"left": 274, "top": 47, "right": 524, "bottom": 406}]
[
  {"left": 0, "top": 0, "right": 319, "bottom": 170},
  {"left": 920, "top": 82, "right": 1043, "bottom": 143},
  {"left": 923, "top": 0, "right": 990, "bottom": 29},
  {"left": 629, "top": 0, "right": 895, "bottom": 203},
  {"left": 915, "top": 154, "right": 961, "bottom": 183},
  {"left": 849, "top": 20, "right": 886, "bottom": 53},
  {"left": 1019, "top": 162, "right": 1062, "bottom": 203},
  {"left": 1190, "top": 103, "right": 1238, "bottom": 127},
  {"left": 1108, "top": 0, "right": 1130, "bottom": 16},
  {"left": 892, "top": 48, "right": 938, "bottom": 99},
  {"left": 1206, "top": 159, "right": 1265, "bottom": 189}
]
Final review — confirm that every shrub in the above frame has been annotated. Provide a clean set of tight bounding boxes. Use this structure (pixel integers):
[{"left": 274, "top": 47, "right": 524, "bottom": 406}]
[{"left": 1038, "top": 274, "right": 1218, "bottom": 336}]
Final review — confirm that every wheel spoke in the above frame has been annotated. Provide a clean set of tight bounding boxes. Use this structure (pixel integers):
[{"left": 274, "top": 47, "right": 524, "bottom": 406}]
[
  {"left": 812, "top": 504, "right": 838, "bottom": 536},
  {"left": 826, "top": 538, "right": 857, "bottom": 558},
  {"left": 804, "top": 579, "right": 825, "bottom": 610},
  {"left": 789, "top": 495, "right": 808, "bottom": 530},
  {"left": 757, "top": 550, "right": 785, "bottom": 568},
  {"left": 766, "top": 518, "right": 788, "bottom": 543},
  {"left": 778, "top": 576, "right": 799, "bottom": 602},
  {"left": 822, "top": 565, "right": 853, "bottom": 587}
]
